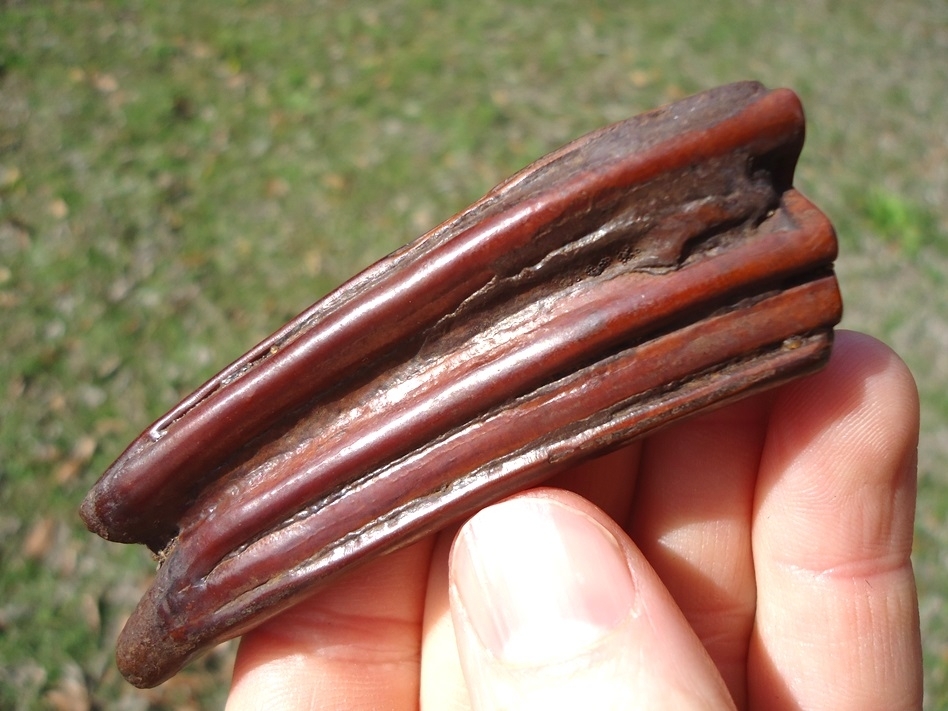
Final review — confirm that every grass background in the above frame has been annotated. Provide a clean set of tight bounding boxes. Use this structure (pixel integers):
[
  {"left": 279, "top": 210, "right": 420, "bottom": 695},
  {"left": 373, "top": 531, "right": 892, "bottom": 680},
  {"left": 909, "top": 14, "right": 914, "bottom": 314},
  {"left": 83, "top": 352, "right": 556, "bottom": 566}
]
[{"left": 2, "top": 1, "right": 946, "bottom": 708}]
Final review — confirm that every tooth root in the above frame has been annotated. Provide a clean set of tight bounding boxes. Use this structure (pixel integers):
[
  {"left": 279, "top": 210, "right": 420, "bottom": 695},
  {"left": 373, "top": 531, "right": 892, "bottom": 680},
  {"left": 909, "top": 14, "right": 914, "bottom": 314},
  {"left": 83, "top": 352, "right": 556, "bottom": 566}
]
[{"left": 82, "top": 82, "right": 841, "bottom": 688}]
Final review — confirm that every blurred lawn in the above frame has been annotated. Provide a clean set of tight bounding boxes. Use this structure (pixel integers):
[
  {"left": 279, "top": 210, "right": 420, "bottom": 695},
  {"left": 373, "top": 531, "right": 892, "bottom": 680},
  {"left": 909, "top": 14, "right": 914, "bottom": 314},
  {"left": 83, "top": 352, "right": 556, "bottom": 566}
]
[{"left": 2, "top": 1, "right": 946, "bottom": 708}]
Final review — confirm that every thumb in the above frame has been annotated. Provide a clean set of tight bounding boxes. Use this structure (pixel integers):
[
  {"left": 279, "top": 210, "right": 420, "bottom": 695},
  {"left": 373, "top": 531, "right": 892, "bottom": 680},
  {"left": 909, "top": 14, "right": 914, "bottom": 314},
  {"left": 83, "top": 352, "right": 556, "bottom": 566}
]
[{"left": 449, "top": 490, "right": 735, "bottom": 711}]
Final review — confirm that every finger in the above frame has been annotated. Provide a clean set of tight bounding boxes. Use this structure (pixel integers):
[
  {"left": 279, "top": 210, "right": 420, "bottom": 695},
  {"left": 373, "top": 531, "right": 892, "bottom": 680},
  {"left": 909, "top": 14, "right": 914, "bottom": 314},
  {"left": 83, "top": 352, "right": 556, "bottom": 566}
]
[
  {"left": 547, "top": 442, "right": 643, "bottom": 524},
  {"left": 226, "top": 537, "right": 435, "bottom": 711},
  {"left": 421, "top": 524, "right": 472, "bottom": 711},
  {"left": 450, "top": 489, "right": 735, "bottom": 710},
  {"left": 750, "top": 331, "right": 922, "bottom": 709},
  {"left": 627, "top": 395, "right": 769, "bottom": 705},
  {"left": 419, "top": 445, "right": 643, "bottom": 711}
]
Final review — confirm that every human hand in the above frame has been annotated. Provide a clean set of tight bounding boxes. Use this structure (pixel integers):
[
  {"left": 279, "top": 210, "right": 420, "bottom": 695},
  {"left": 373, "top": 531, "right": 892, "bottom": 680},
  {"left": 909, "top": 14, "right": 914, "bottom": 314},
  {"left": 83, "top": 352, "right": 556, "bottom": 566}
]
[{"left": 225, "top": 331, "right": 922, "bottom": 710}]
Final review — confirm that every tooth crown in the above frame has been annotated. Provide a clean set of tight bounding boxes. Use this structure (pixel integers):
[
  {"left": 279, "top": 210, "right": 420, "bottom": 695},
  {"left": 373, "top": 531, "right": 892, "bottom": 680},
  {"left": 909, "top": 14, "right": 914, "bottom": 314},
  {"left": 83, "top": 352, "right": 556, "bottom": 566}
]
[{"left": 81, "top": 81, "right": 842, "bottom": 688}]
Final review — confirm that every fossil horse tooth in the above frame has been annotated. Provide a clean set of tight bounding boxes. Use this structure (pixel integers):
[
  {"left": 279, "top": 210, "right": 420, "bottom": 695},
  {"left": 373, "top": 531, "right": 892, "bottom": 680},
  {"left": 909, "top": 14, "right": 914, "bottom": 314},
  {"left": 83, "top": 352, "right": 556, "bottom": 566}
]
[{"left": 81, "top": 81, "right": 841, "bottom": 688}]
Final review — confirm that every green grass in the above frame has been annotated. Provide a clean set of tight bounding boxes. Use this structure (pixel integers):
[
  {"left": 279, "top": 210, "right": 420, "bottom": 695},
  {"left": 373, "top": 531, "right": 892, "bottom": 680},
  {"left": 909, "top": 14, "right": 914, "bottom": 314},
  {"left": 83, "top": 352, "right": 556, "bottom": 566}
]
[
  {"left": 2, "top": 0, "right": 947, "bottom": 707},
  {"left": 860, "top": 188, "right": 936, "bottom": 257}
]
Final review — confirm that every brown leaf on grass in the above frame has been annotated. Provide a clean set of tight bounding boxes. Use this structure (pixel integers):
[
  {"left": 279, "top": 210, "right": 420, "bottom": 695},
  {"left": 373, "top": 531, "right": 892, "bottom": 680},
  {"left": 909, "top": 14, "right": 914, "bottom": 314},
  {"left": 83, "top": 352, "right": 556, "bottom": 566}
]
[
  {"left": 73, "top": 436, "right": 97, "bottom": 462},
  {"left": 265, "top": 176, "right": 290, "bottom": 199},
  {"left": 48, "top": 198, "right": 69, "bottom": 219},
  {"left": 55, "top": 460, "right": 82, "bottom": 484},
  {"left": 92, "top": 73, "right": 118, "bottom": 94},
  {"left": 79, "top": 593, "right": 101, "bottom": 635},
  {"left": 22, "top": 517, "right": 57, "bottom": 560},
  {"left": 0, "top": 165, "right": 21, "bottom": 190},
  {"left": 55, "top": 436, "right": 97, "bottom": 484},
  {"left": 94, "top": 418, "right": 128, "bottom": 438},
  {"left": 43, "top": 673, "right": 90, "bottom": 711},
  {"left": 21, "top": 517, "right": 78, "bottom": 576}
]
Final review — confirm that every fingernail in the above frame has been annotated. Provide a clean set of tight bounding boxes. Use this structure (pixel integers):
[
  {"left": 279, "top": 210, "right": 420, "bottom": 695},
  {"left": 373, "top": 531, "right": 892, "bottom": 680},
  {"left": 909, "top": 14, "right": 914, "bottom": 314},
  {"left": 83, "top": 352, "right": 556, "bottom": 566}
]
[{"left": 451, "top": 497, "right": 636, "bottom": 665}]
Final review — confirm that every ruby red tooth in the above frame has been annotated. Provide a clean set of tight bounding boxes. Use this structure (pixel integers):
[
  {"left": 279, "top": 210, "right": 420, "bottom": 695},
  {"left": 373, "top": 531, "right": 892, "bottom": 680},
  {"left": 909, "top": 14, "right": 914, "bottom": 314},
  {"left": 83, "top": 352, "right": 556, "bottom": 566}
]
[{"left": 79, "top": 82, "right": 842, "bottom": 688}]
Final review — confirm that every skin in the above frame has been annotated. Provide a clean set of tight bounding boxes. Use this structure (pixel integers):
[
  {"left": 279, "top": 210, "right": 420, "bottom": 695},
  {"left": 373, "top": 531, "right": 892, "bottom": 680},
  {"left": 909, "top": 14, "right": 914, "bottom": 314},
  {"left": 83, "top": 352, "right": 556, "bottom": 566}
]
[{"left": 225, "top": 331, "right": 922, "bottom": 710}]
